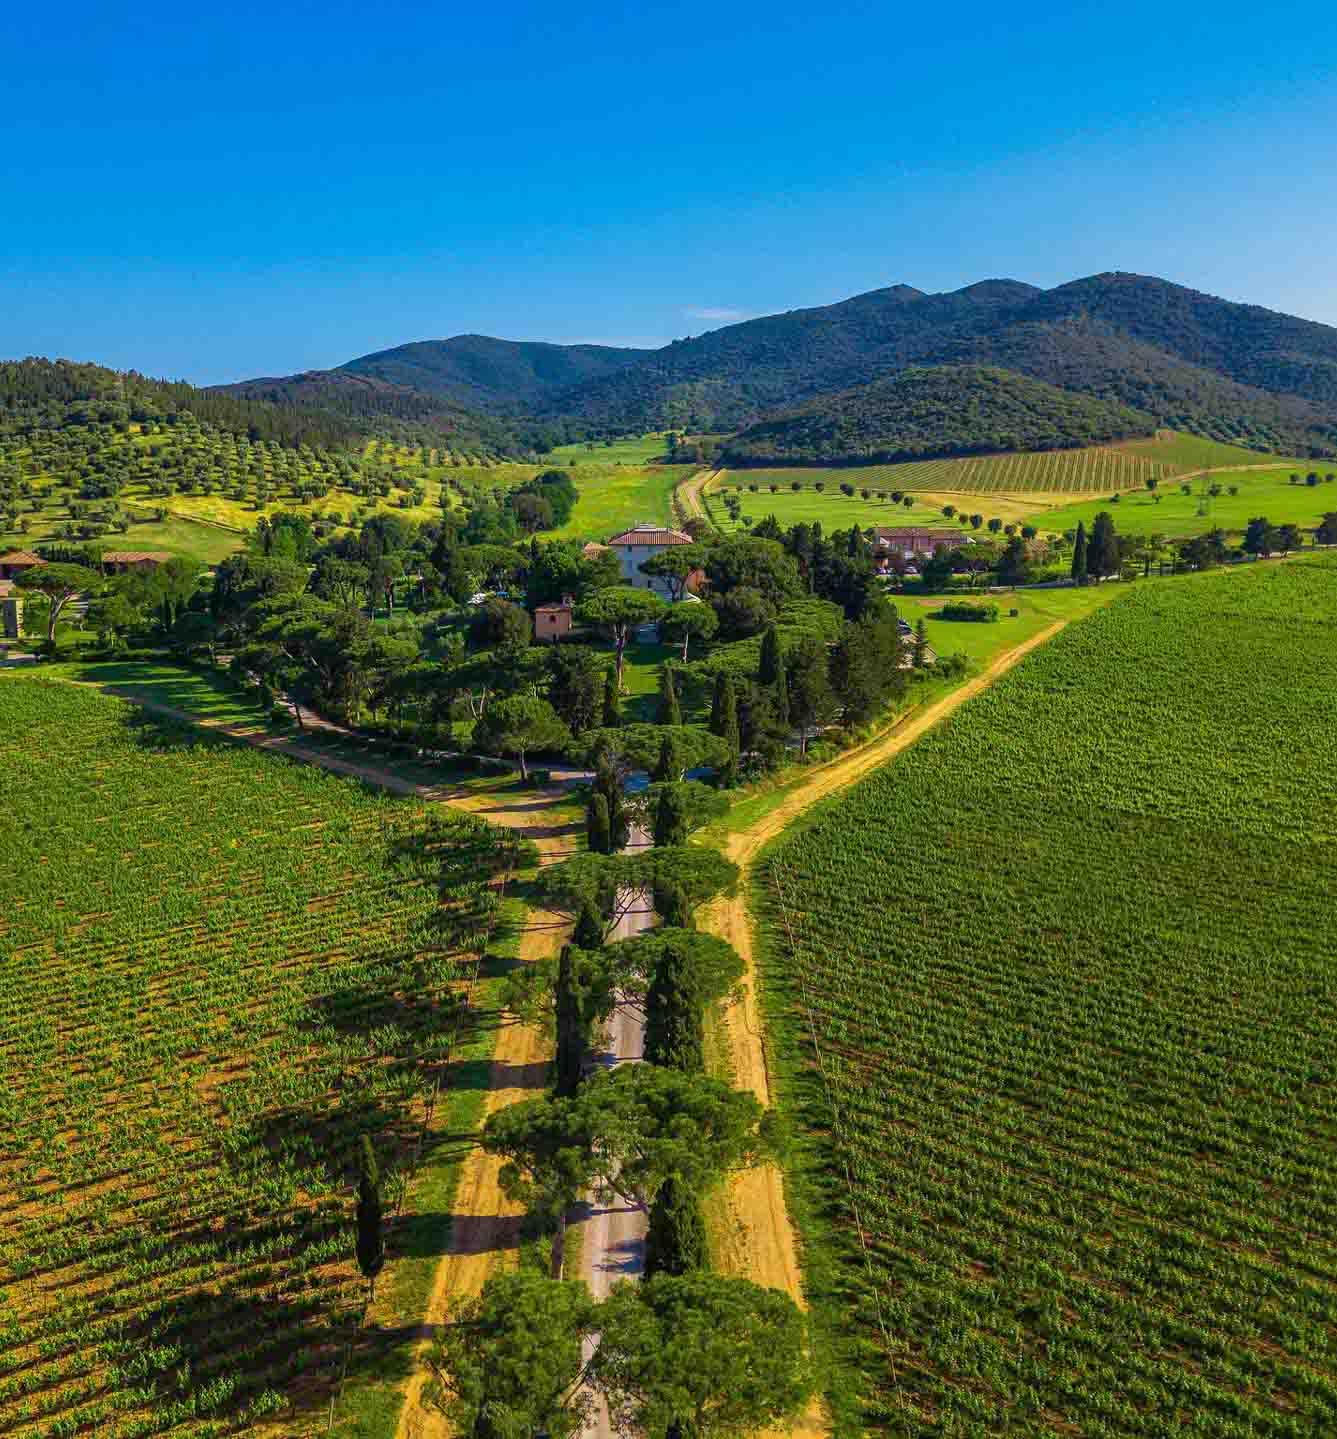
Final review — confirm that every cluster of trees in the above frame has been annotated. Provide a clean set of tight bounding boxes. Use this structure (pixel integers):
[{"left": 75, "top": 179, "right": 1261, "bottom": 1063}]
[{"left": 422, "top": 819, "right": 812, "bottom": 1436}]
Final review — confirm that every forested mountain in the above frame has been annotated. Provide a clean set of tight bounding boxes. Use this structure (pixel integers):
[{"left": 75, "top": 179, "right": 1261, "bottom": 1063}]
[
  {"left": 533, "top": 274, "right": 1337, "bottom": 454},
  {"left": 338, "top": 334, "right": 653, "bottom": 412},
  {"left": 214, "top": 272, "right": 1337, "bottom": 459},
  {"left": 720, "top": 366, "right": 1155, "bottom": 466},
  {"left": 212, "top": 367, "right": 538, "bottom": 454}
]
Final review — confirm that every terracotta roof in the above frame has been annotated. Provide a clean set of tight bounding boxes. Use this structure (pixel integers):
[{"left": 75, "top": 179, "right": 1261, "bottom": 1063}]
[
  {"left": 605, "top": 524, "right": 693, "bottom": 547},
  {"left": 0, "top": 550, "right": 44, "bottom": 566},
  {"left": 582, "top": 541, "right": 611, "bottom": 556},
  {"left": 534, "top": 600, "right": 573, "bottom": 613},
  {"left": 102, "top": 551, "right": 172, "bottom": 564}
]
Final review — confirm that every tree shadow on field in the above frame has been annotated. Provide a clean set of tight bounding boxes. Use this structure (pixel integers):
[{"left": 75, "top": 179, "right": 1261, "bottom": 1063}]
[
  {"left": 119, "top": 704, "right": 220, "bottom": 753},
  {"left": 78, "top": 1206, "right": 367, "bottom": 1433}
]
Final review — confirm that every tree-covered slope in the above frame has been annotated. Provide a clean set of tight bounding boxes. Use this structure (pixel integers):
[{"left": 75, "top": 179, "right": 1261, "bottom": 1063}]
[
  {"left": 538, "top": 273, "right": 1337, "bottom": 456},
  {"left": 339, "top": 334, "right": 653, "bottom": 412},
  {"left": 720, "top": 365, "right": 1155, "bottom": 465}
]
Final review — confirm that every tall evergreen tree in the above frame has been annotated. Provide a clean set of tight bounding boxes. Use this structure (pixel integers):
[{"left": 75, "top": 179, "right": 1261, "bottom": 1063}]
[
  {"left": 601, "top": 668, "right": 621, "bottom": 728},
  {"left": 913, "top": 618, "right": 929, "bottom": 669},
  {"left": 758, "top": 624, "right": 783, "bottom": 686},
  {"left": 653, "top": 785, "right": 690, "bottom": 848},
  {"left": 1070, "top": 519, "right": 1089, "bottom": 584},
  {"left": 771, "top": 651, "right": 790, "bottom": 728},
  {"left": 645, "top": 943, "right": 705, "bottom": 1072},
  {"left": 1089, "top": 511, "right": 1120, "bottom": 579},
  {"left": 653, "top": 880, "right": 694, "bottom": 930},
  {"left": 587, "top": 792, "right": 612, "bottom": 856},
  {"left": 355, "top": 1134, "right": 385, "bottom": 1301},
  {"left": 644, "top": 1176, "right": 708, "bottom": 1280},
  {"left": 653, "top": 731, "right": 686, "bottom": 783},
  {"left": 708, "top": 670, "right": 740, "bottom": 749},
  {"left": 553, "top": 945, "right": 585, "bottom": 1098},
  {"left": 573, "top": 896, "right": 605, "bottom": 950},
  {"left": 786, "top": 634, "right": 835, "bottom": 757},
  {"left": 656, "top": 665, "right": 683, "bottom": 726},
  {"left": 593, "top": 756, "right": 630, "bottom": 850}
]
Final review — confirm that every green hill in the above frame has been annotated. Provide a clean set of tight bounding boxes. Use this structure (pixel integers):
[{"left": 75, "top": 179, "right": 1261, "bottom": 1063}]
[
  {"left": 719, "top": 365, "right": 1155, "bottom": 466},
  {"left": 535, "top": 273, "right": 1337, "bottom": 456}
]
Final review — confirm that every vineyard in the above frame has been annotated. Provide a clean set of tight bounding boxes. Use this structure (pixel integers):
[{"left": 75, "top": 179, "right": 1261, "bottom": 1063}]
[
  {"left": 719, "top": 445, "right": 1180, "bottom": 499},
  {"left": 0, "top": 679, "right": 525, "bottom": 1438},
  {"left": 757, "top": 559, "right": 1337, "bottom": 1435}
]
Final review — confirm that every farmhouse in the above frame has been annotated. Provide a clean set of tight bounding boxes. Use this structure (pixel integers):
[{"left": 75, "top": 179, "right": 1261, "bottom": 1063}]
[
  {"left": 606, "top": 523, "right": 694, "bottom": 598},
  {"left": 0, "top": 580, "right": 22, "bottom": 639},
  {"left": 581, "top": 541, "right": 612, "bottom": 559},
  {"left": 0, "top": 550, "right": 44, "bottom": 581},
  {"left": 872, "top": 527, "right": 961, "bottom": 556},
  {"left": 101, "top": 551, "right": 172, "bottom": 575},
  {"left": 534, "top": 595, "right": 574, "bottom": 641}
]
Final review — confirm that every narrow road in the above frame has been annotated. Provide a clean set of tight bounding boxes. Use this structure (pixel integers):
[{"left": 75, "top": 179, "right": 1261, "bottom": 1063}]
[{"left": 575, "top": 823, "right": 654, "bottom": 1439}]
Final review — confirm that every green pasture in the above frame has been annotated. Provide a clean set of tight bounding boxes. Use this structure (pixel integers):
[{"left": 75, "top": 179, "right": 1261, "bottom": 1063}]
[
  {"left": 549, "top": 433, "right": 674, "bottom": 465},
  {"left": 1040, "top": 466, "right": 1337, "bottom": 537}
]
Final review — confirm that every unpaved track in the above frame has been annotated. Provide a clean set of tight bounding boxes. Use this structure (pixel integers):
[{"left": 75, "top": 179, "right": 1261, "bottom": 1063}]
[{"left": 698, "top": 620, "right": 1066, "bottom": 1437}]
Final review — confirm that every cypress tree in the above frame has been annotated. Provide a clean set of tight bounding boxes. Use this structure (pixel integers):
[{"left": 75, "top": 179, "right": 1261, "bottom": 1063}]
[
  {"left": 653, "top": 784, "right": 689, "bottom": 848},
  {"left": 587, "top": 792, "right": 612, "bottom": 855},
  {"left": 772, "top": 653, "right": 790, "bottom": 728},
  {"left": 709, "top": 671, "right": 740, "bottom": 749},
  {"left": 573, "top": 896, "right": 604, "bottom": 950},
  {"left": 1071, "top": 520, "right": 1089, "bottom": 584},
  {"left": 758, "top": 624, "right": 782, "bottom": 686},
  {"left": 1089, "top": 511, "right": 1120, "bottom": 579},
  {"left": 656, "top": 665, "right": 682, "bottom": 726},
  {"left": 652, "top": 731, "right": 685, "bottom": 783},
  {"left": 644, "top": 1175, "right": 708, "bottom": 1279},
  {"left": 355, "top": 1134, "right": 385, "bottom": 1301},
  {"left": 645, "top": 943, "right": 705, "bottom": 1072},
  {"left": 653, "top": 880, "right": 694, "bottom": 930},
  {"left": 601, "top": 668, "right": 620, "bottom": 727},
  {"left": 593, "top": 757, "right": 629, "bottom": 850},
  {"left": 912, "top": 618, "right": 929, "bottom": 669},
  {"left": 553, "top": 945, "right": 584, "bottom": 1098}
]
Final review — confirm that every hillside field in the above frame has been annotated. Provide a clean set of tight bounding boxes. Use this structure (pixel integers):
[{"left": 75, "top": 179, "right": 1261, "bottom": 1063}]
[
  {"left": 757, "top": 558, "right": 1337, "bottom": 1435},
  {"left": 0, "top": 680, "right": 531, "bottom": 1438},
  {"left": 1039, "top": 466, "right": 1337, "bottom": 539}
]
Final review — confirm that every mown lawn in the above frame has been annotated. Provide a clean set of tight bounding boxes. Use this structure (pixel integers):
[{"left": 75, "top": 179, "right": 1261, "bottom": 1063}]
[{"left": 1040, "top": 466, "right": 1337, "bottom": 537}]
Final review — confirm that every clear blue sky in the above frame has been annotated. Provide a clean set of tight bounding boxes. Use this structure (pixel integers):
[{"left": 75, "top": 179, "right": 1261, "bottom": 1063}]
[{"left": 5, "top": 0, "right": 1336, "bottom": 385}]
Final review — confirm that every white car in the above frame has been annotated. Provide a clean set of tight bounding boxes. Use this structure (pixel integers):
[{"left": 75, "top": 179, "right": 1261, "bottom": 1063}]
[{"left": 468, "top": 591, "right": 489, "bottom": 606}]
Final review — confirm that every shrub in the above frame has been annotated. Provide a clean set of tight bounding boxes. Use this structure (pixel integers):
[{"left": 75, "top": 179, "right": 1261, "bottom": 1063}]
[{"left": 936, "top": 602, "right": 1000, "bottom": 623}]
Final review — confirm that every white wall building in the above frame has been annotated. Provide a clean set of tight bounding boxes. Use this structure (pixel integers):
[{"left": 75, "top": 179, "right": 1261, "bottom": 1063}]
[{"left": 605, "top": 523, "right": 695, "bottom": 598}]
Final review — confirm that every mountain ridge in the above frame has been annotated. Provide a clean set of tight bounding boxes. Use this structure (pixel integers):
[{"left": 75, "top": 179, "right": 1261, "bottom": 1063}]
[{"left": 217, "top": 273, "right": 1337, "bottom": 458}]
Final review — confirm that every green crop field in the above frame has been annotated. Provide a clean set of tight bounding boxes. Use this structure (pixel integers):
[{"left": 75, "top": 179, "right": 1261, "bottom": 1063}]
[
  {"left": 548, "top": 433, "right": 674, "bottom": 465},
  {"left": 756, "top": 559, "right": 1337, "bottom": 1435},
  {"left": 718, "top": 444, "right": 1179, "bottom": 500},
  {"left": 1040, "top": 466, "right": 1337, "bottom": 538},
  {"left": 0, "top": 679, "right": 529, "bottom": 1438}
]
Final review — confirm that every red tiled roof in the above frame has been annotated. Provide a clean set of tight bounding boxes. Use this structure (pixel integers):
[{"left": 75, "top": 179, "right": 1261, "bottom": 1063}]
[
  {"left": 534, "top": 601, "right": 573, "bottom": 613},
  {"left": 606, "top": 525, "right": 692, "bottom": 547},
  {"left": 102, "top": 551, "right": 172, "bottom": 564},
  {"left": 581, "top": 541, "right": 611, "bottom": 555},
  {"left": 0, "top": 550, "right": 44, "bottom": 566}
]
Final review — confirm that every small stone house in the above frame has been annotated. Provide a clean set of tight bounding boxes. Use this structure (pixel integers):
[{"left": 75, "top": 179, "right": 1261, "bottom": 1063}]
[{"left": 535, "top": 594, "right": 575, "bottom": 641}]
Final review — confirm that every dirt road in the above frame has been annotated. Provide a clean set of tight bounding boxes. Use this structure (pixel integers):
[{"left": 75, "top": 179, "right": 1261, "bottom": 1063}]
[{"left": 697, "top": 620, "right": 1067, "bottom": 1436}]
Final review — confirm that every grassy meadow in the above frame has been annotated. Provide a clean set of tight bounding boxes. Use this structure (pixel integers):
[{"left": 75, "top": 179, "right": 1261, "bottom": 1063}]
[
  {"left": 755, "top": 557, "right": 1337, "bottom": 1434},
  {"left": 1039, "top": 465, "right": 1337, "bottom": 538}
]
